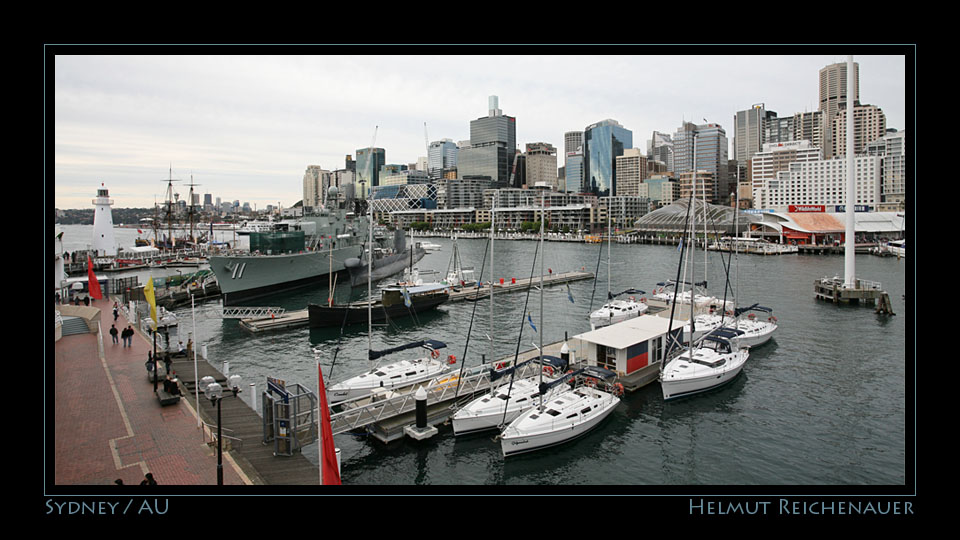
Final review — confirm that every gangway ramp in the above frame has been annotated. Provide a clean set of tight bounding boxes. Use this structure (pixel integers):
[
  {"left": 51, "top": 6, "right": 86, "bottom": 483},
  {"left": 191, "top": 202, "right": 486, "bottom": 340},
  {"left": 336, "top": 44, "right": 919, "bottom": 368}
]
[{"left": 327, "top": 361, "right": 547, "bottom": 440}]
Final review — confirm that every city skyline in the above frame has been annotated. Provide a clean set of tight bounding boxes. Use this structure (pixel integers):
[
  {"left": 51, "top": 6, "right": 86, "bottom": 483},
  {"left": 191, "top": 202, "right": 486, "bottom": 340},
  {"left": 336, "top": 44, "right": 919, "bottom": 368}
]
[{"left": 51, "top": 49, "right": 909, "bottom": 210}]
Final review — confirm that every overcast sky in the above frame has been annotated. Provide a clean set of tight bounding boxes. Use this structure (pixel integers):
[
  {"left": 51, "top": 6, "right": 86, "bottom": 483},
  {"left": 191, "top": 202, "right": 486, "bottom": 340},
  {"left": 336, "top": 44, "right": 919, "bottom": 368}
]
[{"left": 51, "top": 49, "right": 909, "bottom": 210}]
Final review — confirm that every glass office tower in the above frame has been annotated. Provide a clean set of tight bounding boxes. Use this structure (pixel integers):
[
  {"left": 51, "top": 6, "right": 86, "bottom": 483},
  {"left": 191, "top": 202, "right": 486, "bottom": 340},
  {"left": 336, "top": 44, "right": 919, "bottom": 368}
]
[{"left": 584, "top": 119, "right": 632, "bottom": 197}]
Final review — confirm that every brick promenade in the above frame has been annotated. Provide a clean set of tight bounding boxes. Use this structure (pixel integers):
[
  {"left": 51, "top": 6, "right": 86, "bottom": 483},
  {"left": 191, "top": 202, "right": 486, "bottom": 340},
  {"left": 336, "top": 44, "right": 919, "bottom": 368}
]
[{"left": 53, "top": 296, "right": 251, "bottom": 486}]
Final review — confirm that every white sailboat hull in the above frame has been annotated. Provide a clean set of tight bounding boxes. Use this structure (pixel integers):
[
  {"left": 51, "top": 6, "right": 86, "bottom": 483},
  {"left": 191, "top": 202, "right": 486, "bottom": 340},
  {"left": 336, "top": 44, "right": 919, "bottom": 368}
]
[
  {"left": 500, "top": 386, "right": 619, "bottom": 457},
  {"left": 660, "top": 349, "right": 748, "bottom": 401},
  {"left": 453, "top": 377, "right": 551, "bottom": 435},
  {"left": 327, "top": 357, "right": 450, "bottom": 404}
]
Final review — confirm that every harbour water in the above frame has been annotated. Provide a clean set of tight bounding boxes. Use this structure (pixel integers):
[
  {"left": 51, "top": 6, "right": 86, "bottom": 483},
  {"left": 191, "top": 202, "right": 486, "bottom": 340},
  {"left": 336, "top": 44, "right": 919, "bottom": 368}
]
[{"left": 56, "top": 225, "right": 911, "bottom": 488}]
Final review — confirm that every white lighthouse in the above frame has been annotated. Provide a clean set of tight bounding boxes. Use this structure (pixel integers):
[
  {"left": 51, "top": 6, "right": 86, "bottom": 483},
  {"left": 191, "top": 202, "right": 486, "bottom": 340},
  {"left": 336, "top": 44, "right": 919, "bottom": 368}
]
[{"left": 92, "top": 182, "right": 117, "bottom": 256}]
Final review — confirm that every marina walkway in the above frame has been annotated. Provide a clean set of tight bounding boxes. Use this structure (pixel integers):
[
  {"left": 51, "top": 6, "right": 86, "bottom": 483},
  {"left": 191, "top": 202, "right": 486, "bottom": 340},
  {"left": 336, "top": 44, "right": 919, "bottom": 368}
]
[{"left": 52, "top": 296, "right": 251, "bottom": 486}]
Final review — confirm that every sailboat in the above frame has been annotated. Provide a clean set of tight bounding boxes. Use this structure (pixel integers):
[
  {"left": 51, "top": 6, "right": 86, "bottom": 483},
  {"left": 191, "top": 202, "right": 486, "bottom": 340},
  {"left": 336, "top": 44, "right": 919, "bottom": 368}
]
[
  {"left": 498, "top": 194, "right": 622, "bottom": 456},
  {"left": 325, "top": 203, "right": 455, "bottom": 405},
  {"left": 441, "top": 234, "right": 476, "bottom": 290},
  {"left": 659, "top": 162, "right": 748, "bottom": 401},
  {"left": 451, "top": 355, "right": 568, "bottom": 435},
  {"left": 500, "top": 365, "right": 622, "bottom": 457},
  {"left": 588, "top": 207, "right": 647, "bottom": 330},
  {"left": 326, "top": 339, "right": 454, "bottom": 404}
]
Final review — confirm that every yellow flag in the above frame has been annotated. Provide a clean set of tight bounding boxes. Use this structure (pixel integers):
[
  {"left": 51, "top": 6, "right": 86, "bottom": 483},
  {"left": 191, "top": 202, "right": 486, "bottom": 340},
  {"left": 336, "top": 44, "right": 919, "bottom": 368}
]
[{"left": 143, "top": 276, "right": 157, "bottom": 327}]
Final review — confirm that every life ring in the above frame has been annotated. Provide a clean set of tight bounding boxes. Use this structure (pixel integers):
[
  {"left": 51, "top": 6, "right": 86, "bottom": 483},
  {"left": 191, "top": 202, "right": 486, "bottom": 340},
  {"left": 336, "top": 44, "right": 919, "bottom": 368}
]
[
  {"left": 748, "top": 313, "right": 756, "bottom": 320},
  {"left": 725, "top": 310, "right": 734, "bottom": 317},
  {"left": 614, "top": 383, "right": 625, "bottom": 396},
  {"left": 543, "top": 365, "right": 554, "bottom": 376},
  {"left": 431, "top": 349, "right": 440, "bottom": 359},
  {"left": 629, "top": 296, "right": 635, "bottom": 302},
  {"left": 447, "top": 354, "right": 457, "bottom": 365},
  {"left": 585, "top": 377, "right": 597, "bottom": 387},
  {"left": 495, "top": 362, "right": 506, "bottom": 370},
  {"left": 640, "top": 297, "right": 647, "bottom": 303},
  {"left": 768, "top": 316, "right": 778, "bottom": 323}
]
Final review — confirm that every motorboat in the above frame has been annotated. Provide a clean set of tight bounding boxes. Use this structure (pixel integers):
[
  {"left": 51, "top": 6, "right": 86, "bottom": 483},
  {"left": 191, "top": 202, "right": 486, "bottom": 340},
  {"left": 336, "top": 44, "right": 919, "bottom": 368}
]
[
  {"left": 500, "top": 366, "right": 622, "bottom": 457},
  {"left": 659, "top": 331, "right": 748, "bottom": 401}
]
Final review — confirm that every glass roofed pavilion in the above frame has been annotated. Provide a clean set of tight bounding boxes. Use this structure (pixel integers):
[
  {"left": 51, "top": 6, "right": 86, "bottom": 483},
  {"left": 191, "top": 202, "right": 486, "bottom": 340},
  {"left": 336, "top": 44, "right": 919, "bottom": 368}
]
[{"left": 632, "top": 198, "right": 767, "bottom": 237}]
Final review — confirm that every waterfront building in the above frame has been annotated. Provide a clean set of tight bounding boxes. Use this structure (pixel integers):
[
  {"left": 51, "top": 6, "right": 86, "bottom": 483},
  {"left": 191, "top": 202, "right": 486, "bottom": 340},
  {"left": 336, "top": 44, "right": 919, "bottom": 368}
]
[
  {"left": 615, "top": 148, "right": 647, "bottom": 197},
  {"left": 379, "top": 168, "right": 429, "bottom": 187},
  {"left": 457, "top": 96, "right": 517, "bottom": 186},
  {"left": 793, "top": 111, "right": 826, "bottom": 154},
  {"left": 355, "top": 147, "right": 386, "bottom": 199},
  {"left": 584, "top": 119, "right": 633, "bottom": 197},
  {"left": 819, "top": 61, "right": 859, "bottom": 159},
  {"left": 445, "top": 177, "right": 494, "bottom": 210},
  {"left": 764, "top": 155, "right": 881, "bottom": 212},
  {"left": 601, "top": 195, "right": 650, "bottom": 230},
  {"left": 750, "top": 140, "right": 823, "bottom": 210}
]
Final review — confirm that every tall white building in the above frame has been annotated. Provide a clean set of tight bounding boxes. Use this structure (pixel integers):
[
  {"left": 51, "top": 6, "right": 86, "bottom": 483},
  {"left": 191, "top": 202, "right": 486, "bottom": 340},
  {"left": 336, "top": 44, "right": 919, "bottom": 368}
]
[
  {"left": 751, "top": 140, "right": 823, "bottom": 209},
  {"left": 765, "top": 155, "right": 881, "bottom": 212}
]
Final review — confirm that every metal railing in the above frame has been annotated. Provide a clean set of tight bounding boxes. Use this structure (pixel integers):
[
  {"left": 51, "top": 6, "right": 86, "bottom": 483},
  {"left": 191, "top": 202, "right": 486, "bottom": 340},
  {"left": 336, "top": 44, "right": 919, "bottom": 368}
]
[{"left": 326, "top": 361, "right": 546, "bottom": 435}]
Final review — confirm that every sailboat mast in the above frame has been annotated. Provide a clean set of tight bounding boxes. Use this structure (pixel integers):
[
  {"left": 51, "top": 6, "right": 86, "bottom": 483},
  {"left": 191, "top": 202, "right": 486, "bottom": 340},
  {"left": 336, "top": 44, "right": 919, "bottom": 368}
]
[
  {"left": 538, "top": 194, "right": 545, "bottom": 403},
  {"left": 689, "top": 136, "right": 697, "bottom": 359},
  {"left": 607, "top": 202, "right": 612, "bottom": 297},
  {"left": 368, "top": 197, "right": 373, "bottom": 355},
  {"left": 490, "top": 192, "right": 497, "bottom": 364}
]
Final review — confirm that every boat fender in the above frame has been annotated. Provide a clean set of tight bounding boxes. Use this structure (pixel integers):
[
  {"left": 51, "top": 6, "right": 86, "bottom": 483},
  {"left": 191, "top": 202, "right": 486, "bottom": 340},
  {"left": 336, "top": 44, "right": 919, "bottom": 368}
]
[{"left": 431, "top": 349, "right": 440, "bottom": 359}]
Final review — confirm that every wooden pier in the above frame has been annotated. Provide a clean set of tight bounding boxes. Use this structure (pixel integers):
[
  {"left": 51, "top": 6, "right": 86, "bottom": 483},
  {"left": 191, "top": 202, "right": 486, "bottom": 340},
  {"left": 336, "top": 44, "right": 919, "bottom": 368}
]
[
  {"left": 814, "top": 276, "right": 895, "bottom": 315},
  {"left": 165, "top": 353, "right": 320, "bottom": 485},
  {"left": 236, "top": 271, "right": 594, "bottom": 333}
]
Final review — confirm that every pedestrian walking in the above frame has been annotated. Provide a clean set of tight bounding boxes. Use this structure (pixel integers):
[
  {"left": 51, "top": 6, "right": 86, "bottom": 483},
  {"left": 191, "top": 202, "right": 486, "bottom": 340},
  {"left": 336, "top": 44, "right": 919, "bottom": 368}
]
[
  {"left": 139, "top": 473, "right": 157, "bottom": 485},
  {"left": 113, "top": 304, "right": 119, "bottom": 322},
  {"left": 109, "top": 324, "right": 119, "bottom": 344}
]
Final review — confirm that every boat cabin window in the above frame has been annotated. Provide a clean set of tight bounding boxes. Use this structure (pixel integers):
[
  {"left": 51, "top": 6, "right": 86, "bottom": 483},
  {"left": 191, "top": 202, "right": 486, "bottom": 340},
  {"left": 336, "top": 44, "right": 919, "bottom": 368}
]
[
  {"left": 546, "top": 409, "right": 561, "bottom": 417},
  {"left": 692, "top": 358, "right": 725, "bottom": 368},
  {"left": 596, "top": 345, "right": 616, "bottom": 371}
]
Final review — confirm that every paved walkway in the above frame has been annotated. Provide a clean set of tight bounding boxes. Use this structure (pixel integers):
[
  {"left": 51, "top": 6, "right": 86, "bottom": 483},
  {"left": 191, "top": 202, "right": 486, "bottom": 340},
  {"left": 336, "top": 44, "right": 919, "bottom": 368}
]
[{"left": 53, "top": 296, "right": 251, "bottom": 486}]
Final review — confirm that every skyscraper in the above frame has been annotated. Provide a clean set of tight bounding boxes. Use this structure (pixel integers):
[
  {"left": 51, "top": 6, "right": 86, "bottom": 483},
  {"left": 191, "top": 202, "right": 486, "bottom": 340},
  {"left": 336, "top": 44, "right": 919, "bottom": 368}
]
[
  {"left": 355, "top": 147, "right": 385, "bottom": 199},
  {"left": 734, "top": 104, "right": 776, "bottom": 165},
  {"left": 524, "top": 142, "right": 558, "bottom": 189},
  {"left": 457, "top": 96, "right": 517, "bottom": 185},
  {"left": 819, "top": 61, "right": 859, "bottom": 159},
  {"left": 673, "top": 121, "right": 729, "bottom": 204},
  {"left": 583, "top": 119, "right": 632, "bottom": 197},
  {"left": 427, "top": 139, "right": 458, "bottom": 180}
]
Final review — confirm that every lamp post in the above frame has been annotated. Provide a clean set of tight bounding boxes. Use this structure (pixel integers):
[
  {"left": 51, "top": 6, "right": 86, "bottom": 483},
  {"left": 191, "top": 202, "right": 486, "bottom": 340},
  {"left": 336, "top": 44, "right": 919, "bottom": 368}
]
[{"left": 202, "top": 374, "right": 242, "bottom": 485}]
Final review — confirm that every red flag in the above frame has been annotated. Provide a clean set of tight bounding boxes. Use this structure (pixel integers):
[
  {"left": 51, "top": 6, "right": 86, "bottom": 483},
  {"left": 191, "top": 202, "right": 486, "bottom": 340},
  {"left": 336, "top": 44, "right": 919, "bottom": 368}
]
[
  {"left": 87, "top": 256, "right": 103, "bottom": 300},
  {"left": 317, "top": 363, "right": 341, "bottom": 485}
]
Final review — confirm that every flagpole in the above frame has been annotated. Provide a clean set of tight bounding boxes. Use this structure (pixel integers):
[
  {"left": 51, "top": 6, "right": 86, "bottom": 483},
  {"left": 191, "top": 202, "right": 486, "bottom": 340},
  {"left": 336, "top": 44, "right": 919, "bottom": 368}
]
[{"left": 192, "top": 294, "right": 201, "bottom": 430}]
